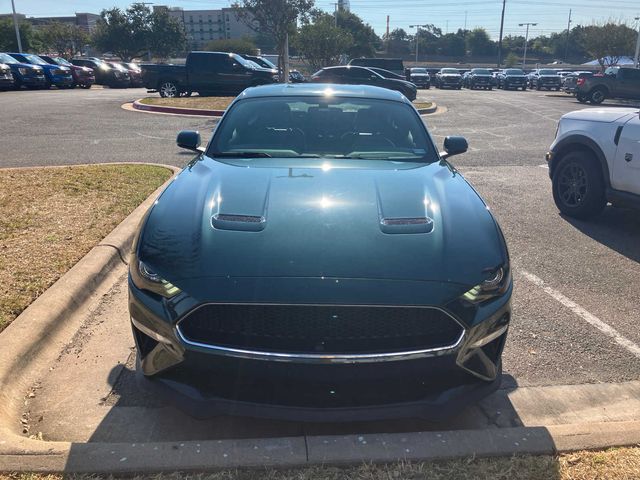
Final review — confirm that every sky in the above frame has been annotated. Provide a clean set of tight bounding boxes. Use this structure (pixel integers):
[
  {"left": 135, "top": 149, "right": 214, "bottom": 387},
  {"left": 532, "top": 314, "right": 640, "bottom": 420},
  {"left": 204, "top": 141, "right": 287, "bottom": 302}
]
[{"left": 3, "top": 0, "right": 640, "bottom": 40}]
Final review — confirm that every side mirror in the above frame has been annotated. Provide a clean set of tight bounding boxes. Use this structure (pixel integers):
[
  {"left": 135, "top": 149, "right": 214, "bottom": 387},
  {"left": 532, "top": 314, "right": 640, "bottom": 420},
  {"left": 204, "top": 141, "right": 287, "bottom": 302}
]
[
  {"left": 441, "top": 136, "right": 468, "bottom": 159},
  {"left": 177, "top": 130, "right": 202, "bottom": 152}
]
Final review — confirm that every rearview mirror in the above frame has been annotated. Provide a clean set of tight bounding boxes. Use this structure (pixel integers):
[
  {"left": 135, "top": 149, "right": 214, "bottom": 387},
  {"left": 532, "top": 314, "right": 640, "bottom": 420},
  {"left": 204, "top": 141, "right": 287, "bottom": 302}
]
[
  {"left": 177, "top": 130, "right": 202, "bottom": 152},
  {"left": 441, "top": 136, "right": 468, "bottom": 159}
]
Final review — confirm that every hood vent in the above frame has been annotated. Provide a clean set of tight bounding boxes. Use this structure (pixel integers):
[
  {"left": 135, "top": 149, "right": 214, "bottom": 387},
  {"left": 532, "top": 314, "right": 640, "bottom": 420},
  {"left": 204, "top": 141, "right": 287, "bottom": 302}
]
[
  {"left": 380, "top": 216, "right": 434, "bottom": 234},
  {"left": 212, "top": 213, "right": 266, "bottom": 232}
]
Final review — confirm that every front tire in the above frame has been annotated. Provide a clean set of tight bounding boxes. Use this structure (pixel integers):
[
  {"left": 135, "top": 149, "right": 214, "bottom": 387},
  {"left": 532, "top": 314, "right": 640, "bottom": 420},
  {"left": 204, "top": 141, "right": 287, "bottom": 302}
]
[
  {"left": 159, "top": 80, "right": 179, "bottom": 98},
  {"left": 589, "top": 88, "right": 606, "bottom": 105},
  {"left": 576, "top": 93, "right": 587, "bottom": 103},
  {"left": 552, "top": 151, "right": 606, "bottom": 219}
]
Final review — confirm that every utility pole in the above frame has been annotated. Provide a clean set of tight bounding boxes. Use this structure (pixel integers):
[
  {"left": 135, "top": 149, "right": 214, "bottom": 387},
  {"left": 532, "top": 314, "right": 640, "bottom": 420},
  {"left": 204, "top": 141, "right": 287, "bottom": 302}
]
[
  {"left": 464, "top": 11, "right": 467, "bottom": 32},
  {"left": 634, "top": 16, "right": 640, "bottom": 69},
  {"left": 332, "top": 2, "right": 338, "bottom": 27},
  {"left": 564, "top": 9, "right": 572, "bottom": 63},
  {"left": 497, "top": 0, "right": 506, "bottom": 67},
  {"left": 445, "top": 20, "right": 448, "bottom": 35},
  {"left": 409, "top": 24, "right": 428, "bottom": 63},
  {"left": 10, "top": 0, "right": 22, "bottom": 53},
  {"left": 519, "top": 22, "right": 537, "bottom": 68}
]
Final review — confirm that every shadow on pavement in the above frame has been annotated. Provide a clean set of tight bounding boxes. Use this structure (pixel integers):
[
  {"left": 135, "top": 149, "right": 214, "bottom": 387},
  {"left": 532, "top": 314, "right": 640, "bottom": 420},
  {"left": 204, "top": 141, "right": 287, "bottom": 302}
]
[{"left": 562, "top": 206, "right": 640, "bottom": 263}]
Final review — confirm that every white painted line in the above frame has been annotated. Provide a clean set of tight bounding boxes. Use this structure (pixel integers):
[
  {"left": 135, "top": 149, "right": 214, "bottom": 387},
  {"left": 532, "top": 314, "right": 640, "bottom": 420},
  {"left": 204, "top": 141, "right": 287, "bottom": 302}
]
[
  {"left": 136, "top": 132, "right": 165, "bottom": 140},
  {"left": 520, "top": 270, "right": 640, "bottom": 358},
  {"left": 539, "top": 164, "right": 549, "bottom": 169}
]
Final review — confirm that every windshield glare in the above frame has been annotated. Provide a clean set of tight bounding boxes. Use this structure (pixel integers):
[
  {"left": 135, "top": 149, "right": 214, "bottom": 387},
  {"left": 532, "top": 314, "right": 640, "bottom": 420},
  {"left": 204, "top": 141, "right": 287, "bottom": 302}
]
[
  {"left": 539, "top": 69, "right": 557, "bottom": 75},
  {"left": 209, "top": 97, "right": 436, "bottom": 162},
  {"left": 441, "top": 68, "right": 459, "bottom": 74},
  {"left": 472, "top": 69, "right": 491, "bottom": 75},
  {"left": 24, "top": 54, "right": 48, "bottom": 65},
  {"left": 411, "top": 68, "right": 428, "bottom": 73},
  {"left": 0, "top": 53, "right": 17, "bottom": 64},
  {"left": 505, "top": 69, "right": 524, "bottom": 75}
]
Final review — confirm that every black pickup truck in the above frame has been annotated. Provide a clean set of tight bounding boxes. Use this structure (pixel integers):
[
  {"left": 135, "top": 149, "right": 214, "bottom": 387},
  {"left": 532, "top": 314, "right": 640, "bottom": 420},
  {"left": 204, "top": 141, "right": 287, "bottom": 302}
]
[
  {"left": 576, "top": 67, "right": 640, "bottom": 104},
  {"left": 141, "top": 51, "right": 278, "bottom": 98}
]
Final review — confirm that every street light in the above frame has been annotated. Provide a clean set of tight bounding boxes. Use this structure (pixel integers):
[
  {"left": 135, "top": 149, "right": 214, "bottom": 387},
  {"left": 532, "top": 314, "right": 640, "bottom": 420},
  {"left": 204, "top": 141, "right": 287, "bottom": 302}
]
[
  {"left": 519, "top": 22, "right": 537, "bottom": 68},
  {"left": 409, "top": 24, "right": 428, "bottom": 63},
  {"left": 634, "top": 16, "right": 640, "bottom": 69},
  {"left": 11, "top": 0, "right": 22, "bottom": 53}
]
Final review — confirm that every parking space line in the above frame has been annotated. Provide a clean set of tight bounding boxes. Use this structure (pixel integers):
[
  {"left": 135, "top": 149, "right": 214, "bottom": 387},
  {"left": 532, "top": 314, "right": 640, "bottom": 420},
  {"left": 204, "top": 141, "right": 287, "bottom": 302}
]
[
  {"left": 520, "top": 270, "right": 640, "bottom": 358},
  {"left": 538, "top": 164, "right": 549, "bottom": 169}
]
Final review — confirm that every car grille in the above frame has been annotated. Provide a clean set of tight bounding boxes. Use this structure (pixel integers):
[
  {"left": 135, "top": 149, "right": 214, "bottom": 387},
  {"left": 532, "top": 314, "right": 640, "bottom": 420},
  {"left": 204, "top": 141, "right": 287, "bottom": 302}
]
[{"left": 177, "top": 304, "right": 464, "bottom": 355}]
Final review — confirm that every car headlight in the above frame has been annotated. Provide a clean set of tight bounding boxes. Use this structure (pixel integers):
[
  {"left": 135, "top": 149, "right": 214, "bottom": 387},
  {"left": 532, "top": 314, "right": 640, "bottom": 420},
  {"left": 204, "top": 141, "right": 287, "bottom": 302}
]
[
  {"left": 461, "top": 266, "right": 511, "bottom": 304},
  {"left": 18, "top": 67, "right": 29, "bottom": 75},
  {"left": 130, "top": 259, "right": 181, "bottom": 298}
]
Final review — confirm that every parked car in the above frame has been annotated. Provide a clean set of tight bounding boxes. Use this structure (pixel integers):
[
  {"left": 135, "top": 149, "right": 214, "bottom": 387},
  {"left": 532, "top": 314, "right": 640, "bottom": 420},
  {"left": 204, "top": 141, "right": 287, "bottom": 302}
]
[
  {"left": 71, "top": 57, "right": 130, "bottom": 87},
  {"left": 130, "top": 83, "right": 512, "bottom": 421},
  {"left": 368, "top": 66, "right": 407, "bottom": 81},
  {"left": 0, "top": 52, "right": 47, "bottom": 89},
  {"left": 310, "top": 66, "right": 417, "bottom": 101},
  {"left": 562, "top": 71, "right": 593, "bottom": 95},
  {"left": 39, "top": 55, "right": 95, "bottom": 89},
  {"left": 528, "top": 69, "right": 562, "bottom": 91},
  {"left": 8, "top": 53, "right": 73, "bottom": 88},
  {"left": 141, "top": 51, "right": 278, "bottom": 98},
  {"left": 406, "top": 67, "right": 431, "bottom": 89},
  {"left": 0, "top": 61, "right": 15, "bottom": 90},
  {"left": 464, "top": 68, "right": 495, "bottom": 90},
  {"left": 348, "top": 57, "right": 405, "bottom": 77},
  {"left": 496, "top": 68, "right": 528, "bottom": 90},
  {"left": 119, "top": 62, "right": 144, "bottom": 87},
  {"left": 575, "top": 67, "right": 640, "bottom": 105},
  {"left": 546, "top": 107, "right": 640, "bottom": 218},
  {"left": 435, "top": 68, "right": 463, "bottom": 89},
  {"left": 289, "top": 69, "right": 306, "bottom": 83}
]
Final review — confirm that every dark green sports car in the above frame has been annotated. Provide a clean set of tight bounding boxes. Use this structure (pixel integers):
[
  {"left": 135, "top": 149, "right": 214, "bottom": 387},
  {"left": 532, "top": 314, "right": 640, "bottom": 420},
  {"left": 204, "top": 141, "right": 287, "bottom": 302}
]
[{"left": 129, "top": 84, "right": 512, "bottom": 421}]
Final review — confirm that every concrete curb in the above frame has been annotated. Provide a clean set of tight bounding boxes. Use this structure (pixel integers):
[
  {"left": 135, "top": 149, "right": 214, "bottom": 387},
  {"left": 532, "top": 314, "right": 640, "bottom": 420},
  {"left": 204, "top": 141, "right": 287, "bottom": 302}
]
[
  {"left": 131, "top": 98, "right": 438, "bottom": 117},
  {"left": 0, "top": 162, "right": 180, "bottom": 445},
  {"left": 133, "top": 99, "right": 226, "bottom": 117},
  {"left": 1, "top": 421, "right": 639, "bottom": 473}
]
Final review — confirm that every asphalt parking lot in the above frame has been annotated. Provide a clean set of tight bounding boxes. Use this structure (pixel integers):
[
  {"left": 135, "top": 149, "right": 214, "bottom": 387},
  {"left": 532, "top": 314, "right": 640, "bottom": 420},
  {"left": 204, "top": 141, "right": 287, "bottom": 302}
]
[{"left": 3, "top": 85, "right": 640, "bottom": 442}]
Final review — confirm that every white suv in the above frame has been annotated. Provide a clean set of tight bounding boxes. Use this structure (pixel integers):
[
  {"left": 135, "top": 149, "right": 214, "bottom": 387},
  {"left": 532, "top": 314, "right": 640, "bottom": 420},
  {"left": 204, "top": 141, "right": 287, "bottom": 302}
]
[{"left": 546, "top": 108, "right": 640, "bottom": 219}]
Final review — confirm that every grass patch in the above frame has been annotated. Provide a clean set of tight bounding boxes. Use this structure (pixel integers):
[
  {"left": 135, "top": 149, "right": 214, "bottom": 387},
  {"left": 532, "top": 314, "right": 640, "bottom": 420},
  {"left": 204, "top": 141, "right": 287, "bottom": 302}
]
[
  {"left": 1, "top": 447, "right": 639, "bottom": 479},
  {"left": 0, "top": 164, "right": 172, "bottom": 333},
  {"left": 139, "top": 97, "right": 432, "bottom": 112}
]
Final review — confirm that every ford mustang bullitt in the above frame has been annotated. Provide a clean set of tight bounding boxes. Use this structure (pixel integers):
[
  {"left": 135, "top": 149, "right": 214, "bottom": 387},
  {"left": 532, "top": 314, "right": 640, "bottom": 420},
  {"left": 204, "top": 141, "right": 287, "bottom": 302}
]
[{"left": 129, "top": 83, "right": 512, "bottom": 421}]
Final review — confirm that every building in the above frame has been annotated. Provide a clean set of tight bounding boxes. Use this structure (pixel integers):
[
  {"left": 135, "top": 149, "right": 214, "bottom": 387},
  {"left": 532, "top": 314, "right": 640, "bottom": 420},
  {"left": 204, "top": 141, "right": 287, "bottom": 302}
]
[
  {"left": 154, "top": 5, "right": 255, "bottom": 51},
  {"left": 338, "top": 0, "right": 350, "bottom": 12},
  {"left": 24, "top": 13, "right": 100, "bottom": 33}
]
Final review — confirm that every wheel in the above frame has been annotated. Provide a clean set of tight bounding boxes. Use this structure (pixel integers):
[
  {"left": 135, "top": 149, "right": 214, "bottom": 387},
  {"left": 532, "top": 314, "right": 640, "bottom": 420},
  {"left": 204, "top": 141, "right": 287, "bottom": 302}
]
[
  {"left": 80, "top": 84, "right": 92, "bottom": 89},
  {"left": 181, "top": 90, "right": 192, "bottom": 97},
  {"left": 457, "top": 86, "right": 462, "bottom": 90},
  {"left": 576, "top": 93, "right": 588, "bottom": 103},
  {"left": 159, "top": 80, "right": 179, "bottom": 98},
  {"left": 521, "top": 86, "right": 526, "bottom": 91},
  {"left": 555, "top": 87, "right": 560, "bottom": 91},
  {"left": 488, "top": 86, "right": 493, "bottom": 90},
  {"left": 536, "top": 83, "right": 541, "bottom": 91},
  {"left": 552, "top": 151, "right": 606, "bottom": 219},
  {"left": 589, "top": 88, "right": 606, "bottom": 104}
]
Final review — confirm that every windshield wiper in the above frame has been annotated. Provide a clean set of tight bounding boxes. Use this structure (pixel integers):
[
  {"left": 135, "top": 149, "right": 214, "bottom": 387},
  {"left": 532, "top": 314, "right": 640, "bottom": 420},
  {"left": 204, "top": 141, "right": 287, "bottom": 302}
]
[{"left": 212, "top": 151, "right": 272, "bottom": 158}]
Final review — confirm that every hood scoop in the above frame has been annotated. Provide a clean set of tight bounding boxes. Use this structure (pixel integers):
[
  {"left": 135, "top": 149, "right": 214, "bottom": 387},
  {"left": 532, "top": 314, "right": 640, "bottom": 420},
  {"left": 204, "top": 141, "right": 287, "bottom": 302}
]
[
  {"left": 212, "top": 213, "right": 266, "bottom": 232},
  {"left": 380, "top": 216, "right": 434, "bottom": 234}
]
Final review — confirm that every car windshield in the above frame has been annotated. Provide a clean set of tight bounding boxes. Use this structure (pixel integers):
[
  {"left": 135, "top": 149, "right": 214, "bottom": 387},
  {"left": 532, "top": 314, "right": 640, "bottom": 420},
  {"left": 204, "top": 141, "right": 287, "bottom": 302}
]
[
  {"left": 126, "top": 63, "right": 140, "bottom": 70},
  {"left": 252, "top": 56, "right": 276, "bottom": 69},
  {"left": 441, "top": 68, "right": 459, "bottom": 74},
  {"left": 209, "top": 96, "right": 436, "bottom": 162},
  {"left": 52, "top": 57, "right": 71, "bottom": 66},
  {"left": 411, "top": 68, "right": 428, "bottom": 73},
  {"left": 0, "top": 53, "right": 18, "bottom": 64},
  {"left": 505, "top": 69, "right": 524, "bottom": 75},
  {"left": 472, "top": 69, "right": 491, "bottom": 75},
  {"left": 539, "top": 69, "right": 557, "bottom": 75},
  {"left": 232, "top": 54, "right": 253, "bottom": 68},
  {"left": 23, "top": 54, "right": 48, "bottom": 65}
]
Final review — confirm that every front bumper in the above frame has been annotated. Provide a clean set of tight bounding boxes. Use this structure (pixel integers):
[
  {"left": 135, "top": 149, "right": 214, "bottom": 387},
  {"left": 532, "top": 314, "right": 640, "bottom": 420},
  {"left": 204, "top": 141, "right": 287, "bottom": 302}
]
[
  {"left": 128, "top": 276, "right": 512, "bottom": 420},
  {"left": 50, "top": 74, "right": 74, "bottom": 86},
  {"left": 20, "top": 75, "right": 47, "bottom": 86},
  {"left": 0, "top": 74, "right": 14, "bottom": 88}
]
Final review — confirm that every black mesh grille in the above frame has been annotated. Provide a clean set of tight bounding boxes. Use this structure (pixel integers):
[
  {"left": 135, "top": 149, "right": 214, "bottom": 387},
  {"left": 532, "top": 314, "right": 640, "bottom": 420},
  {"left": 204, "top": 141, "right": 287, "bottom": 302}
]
[{"left": 178, "top": 304, "right": 463, "bottom": 354}]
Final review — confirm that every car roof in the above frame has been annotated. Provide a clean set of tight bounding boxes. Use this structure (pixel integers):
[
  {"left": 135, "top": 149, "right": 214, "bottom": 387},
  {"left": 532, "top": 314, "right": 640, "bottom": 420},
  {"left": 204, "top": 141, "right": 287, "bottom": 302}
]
[{"left": 237, "top": 83, "right": 413, "bottom": 104}]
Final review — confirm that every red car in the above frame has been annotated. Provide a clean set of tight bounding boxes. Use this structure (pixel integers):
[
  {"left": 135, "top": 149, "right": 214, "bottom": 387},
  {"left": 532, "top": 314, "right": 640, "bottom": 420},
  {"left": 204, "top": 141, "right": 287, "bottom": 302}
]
[
  {"left": 40, "top": 55, "right": 95, "bottom": 88},
  {"left": 109, "top": 62, "right": 144, "bottom": 88}
]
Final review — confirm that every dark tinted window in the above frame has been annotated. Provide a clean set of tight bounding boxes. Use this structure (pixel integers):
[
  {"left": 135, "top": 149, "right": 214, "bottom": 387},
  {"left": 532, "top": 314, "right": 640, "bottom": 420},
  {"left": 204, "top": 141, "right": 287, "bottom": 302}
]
[
  {"left": 210, "top": 96, "right": 436, "bottom": 162},
  {"left": 621, "top": 69, "right": 640, "bottom": 81},
  {"left": 346, "top": 67, "right": 376, "bottom": 79},
  {"left": 505, "top": 69, "right": 524, "bottom": 75},
  {"left": 189, "top": 53, "right": 225, "bottom": 71},
  {"left": 472, "top": 69, "right": 492, "bottom": 75}
]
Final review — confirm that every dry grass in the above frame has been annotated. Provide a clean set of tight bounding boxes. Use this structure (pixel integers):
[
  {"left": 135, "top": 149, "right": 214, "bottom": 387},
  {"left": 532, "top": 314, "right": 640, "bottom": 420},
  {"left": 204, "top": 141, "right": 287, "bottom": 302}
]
[
  {"left": 139, "top": 97, "right": 432, "bottom": 112},
  {"left": 1, "top": 447, "right": 639, "bottom": 479},
  {"left": 0, "top": 164, "right": 172, "bottom": 333}
]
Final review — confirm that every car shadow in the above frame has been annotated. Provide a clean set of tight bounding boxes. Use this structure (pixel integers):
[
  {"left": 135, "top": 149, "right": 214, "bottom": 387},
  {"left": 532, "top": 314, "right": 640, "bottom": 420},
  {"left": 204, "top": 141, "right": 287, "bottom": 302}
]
[{"left": 561, "top": 206, "right": 640, "bottom": 263}]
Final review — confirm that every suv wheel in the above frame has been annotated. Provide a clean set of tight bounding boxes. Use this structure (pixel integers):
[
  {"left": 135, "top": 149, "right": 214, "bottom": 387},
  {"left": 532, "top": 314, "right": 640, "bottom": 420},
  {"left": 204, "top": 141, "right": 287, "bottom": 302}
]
[
  {"left": 576, "top": 93, "right": 587, "bottom": 103},
  {"left": 552, "top": 151, "right": 606, "bottom": 219},
  {"left": 589, "top": 88, "right": 606, "bottom": 104},
  {"left": 159, "top": 81, "right": 179, "bottom": 98}
]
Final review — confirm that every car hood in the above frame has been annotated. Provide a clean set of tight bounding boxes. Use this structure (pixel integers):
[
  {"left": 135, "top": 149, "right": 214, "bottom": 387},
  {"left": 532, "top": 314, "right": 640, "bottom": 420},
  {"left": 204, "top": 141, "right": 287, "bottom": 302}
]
[
  {"left": 411, "top": 74, "right": 430, "bottom": 78},
  {"left": 539, "top": 75, "right": 560, "bottom": 79},
  {"left": 139, "top": 158, "right": 505, "bottom": 291},
  {"left": 505, "top": 75, "right": 526, "bottom": 79},
  {"left": 562, "top": 108, "right": 639, "bottom": 123},
  {"left": 7, "top": 62, "right": 41, "bottom": 71},
  {"left": 441, "top": 74, "right": 461, "bottom": 78}
]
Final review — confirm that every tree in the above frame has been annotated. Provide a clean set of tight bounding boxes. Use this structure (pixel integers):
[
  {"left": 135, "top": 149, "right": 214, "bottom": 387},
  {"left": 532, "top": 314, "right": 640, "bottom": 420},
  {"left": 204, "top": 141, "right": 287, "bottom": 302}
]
[
  {"left": 148, "top": 8, "right": 186, "bottom": 60},
  {"left": 41, "top": 22, "right": 88, "bottom": 59},
  {"left": 579, "top": 22, "right": 636, "bottom": 71},
  {"left": 205, "top": 37, "right": 257, "bottom": 55},
  {"left": 232, "top": 0, "right": 315, "bottom": 79},
  {"left": 504, "top": 52, "right": 519, "bottom": 67},
  {"left": 384, "top": 28, "right": 410, "bottom": 55},
  {"left": 466, "top": 28, "right": 494, "bottom": 57},
  {"left": 335, "top": 10, "right": 379, "bottom": 58},
  {"left": 92, "top": 5, "right": 152, "bottom": 61},
  {"left": 415, "top": 24, "right": 442, "bottom": 55},
  {"left": 296, "top": 12, "right": 352, "bottom": 70},
  {"left": 0, "top": 18, "right": 43, "bottom": 52},
  {"left": 436, "top": 31, "right": 466, "bottom": 57}
]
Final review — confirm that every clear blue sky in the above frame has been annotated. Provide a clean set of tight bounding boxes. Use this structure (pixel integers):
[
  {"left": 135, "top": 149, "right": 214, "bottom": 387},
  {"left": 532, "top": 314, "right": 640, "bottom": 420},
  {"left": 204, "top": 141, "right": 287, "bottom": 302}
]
[{"left": 4, "top": 0, "right": 639, "bottom": 39}]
